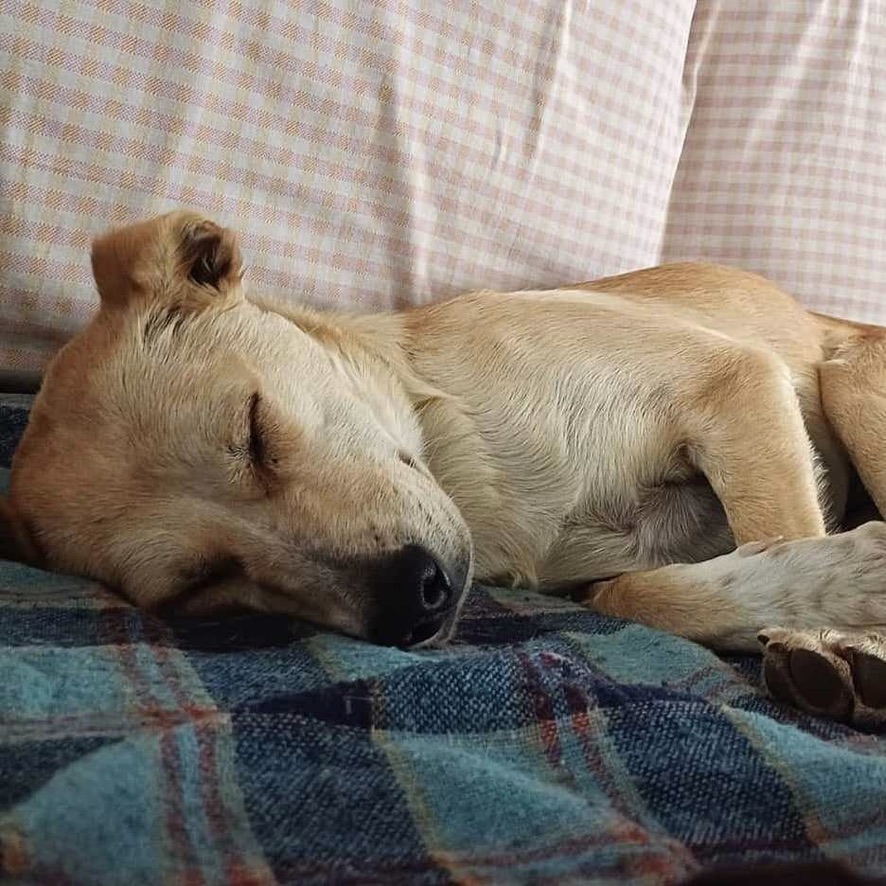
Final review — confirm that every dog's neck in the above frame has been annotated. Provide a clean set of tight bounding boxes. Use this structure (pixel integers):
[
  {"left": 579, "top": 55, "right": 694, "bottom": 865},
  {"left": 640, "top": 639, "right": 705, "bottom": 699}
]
[{"left": 254, "top": 295, "right": 453, "bottom": 411}]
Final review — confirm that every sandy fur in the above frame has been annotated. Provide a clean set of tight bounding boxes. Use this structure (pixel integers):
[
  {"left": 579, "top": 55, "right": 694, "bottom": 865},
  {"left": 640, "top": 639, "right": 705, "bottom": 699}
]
[{"left": 5, "top": 211, "right": 886, "bottom": 656}]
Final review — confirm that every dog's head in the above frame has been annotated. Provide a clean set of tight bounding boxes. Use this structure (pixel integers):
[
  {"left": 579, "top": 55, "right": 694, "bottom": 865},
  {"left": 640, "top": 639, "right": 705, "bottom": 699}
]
[{"left": 2, "top": 211, "right": 473, "bottom": 646}]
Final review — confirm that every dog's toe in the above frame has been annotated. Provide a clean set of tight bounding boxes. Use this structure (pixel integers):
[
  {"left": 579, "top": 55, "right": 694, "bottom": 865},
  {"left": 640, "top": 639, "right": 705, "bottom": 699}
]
[
  {"left": 761, "top": 631, "right": 854, "bottom": 721},
  {"left": 787, "top": 647, "right": 854, "bottom": 715},
  {"left": 762, "top": 641, "right": 797, "bottom": 706},
  {"left": 852, "top": 649, "right": 886, "bottom": 710},
  {"left": 759, "top": 627, "right": 886, "bottom": 729}
]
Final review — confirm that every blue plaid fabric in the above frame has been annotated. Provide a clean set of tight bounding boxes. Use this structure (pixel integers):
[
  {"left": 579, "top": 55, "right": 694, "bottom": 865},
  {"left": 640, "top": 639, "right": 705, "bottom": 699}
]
[{"left": 1, "top": 393, "right": 886, "bottom": 884}]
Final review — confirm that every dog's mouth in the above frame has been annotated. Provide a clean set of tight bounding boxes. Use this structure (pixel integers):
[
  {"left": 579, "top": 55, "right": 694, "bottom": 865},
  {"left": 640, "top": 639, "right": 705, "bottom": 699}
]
[
  {"left": 402, "top": 614, "right": 451, "bottom": 648},
  {"left": 368, "top": 611, "right": 454, "bottom": 649},
  {"left": 152, "top": 544, "right": 473, "bottom": 650}
]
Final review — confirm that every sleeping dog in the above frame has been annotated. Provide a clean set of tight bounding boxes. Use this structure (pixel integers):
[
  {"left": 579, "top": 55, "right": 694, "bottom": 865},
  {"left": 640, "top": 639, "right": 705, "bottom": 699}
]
[{"left": 3, "top": 211, "right": 886, "bottom": 726}]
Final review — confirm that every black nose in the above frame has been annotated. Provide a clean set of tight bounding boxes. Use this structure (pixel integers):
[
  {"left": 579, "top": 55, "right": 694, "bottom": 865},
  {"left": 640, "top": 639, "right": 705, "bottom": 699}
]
[{"left": 368, "top": 544, "right": 458, "bottom": 647}]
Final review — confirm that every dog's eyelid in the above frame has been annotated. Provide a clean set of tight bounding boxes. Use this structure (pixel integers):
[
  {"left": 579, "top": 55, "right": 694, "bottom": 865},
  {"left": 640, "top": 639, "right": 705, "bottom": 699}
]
[{"left": 247, "top": 391, "right": 265, "bottom": 464}]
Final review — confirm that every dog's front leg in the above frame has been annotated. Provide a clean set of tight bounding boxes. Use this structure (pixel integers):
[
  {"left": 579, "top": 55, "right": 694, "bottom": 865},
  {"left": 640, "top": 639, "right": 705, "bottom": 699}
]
[
  {"left": 682, "top": 347, "right": 827, "bottom": 543},
  {"left": 579, "top": 525, "right": 886, "bottom": 724},
  {"left": 581, "top": 524, "right": 886, "bottom": 650}
]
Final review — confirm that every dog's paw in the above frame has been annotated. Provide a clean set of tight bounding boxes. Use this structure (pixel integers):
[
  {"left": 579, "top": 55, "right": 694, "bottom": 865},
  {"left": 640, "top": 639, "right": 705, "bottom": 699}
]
[{"left": 758, "top": 627, "right": 886, "bottom": 729}]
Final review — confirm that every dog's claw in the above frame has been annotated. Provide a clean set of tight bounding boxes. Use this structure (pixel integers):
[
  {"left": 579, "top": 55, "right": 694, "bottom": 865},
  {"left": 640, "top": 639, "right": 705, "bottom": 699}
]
[{"left": 759, "top": 627, "right": 886, "bottom": 729}]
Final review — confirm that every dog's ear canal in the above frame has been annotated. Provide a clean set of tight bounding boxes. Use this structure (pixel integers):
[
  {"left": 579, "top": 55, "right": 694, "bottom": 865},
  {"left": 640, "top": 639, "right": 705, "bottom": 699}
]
[{"left": 181, "top": 220, "right": 243, "bottom": 293}]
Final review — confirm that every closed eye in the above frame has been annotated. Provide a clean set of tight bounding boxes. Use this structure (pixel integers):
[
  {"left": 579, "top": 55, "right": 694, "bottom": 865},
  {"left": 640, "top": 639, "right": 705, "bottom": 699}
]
[
  {"left": 227, "top": 390, "right": 280, "bottom": 485},
  {"left": 247, "top": 392, "right": 265, "bottom": 465}
]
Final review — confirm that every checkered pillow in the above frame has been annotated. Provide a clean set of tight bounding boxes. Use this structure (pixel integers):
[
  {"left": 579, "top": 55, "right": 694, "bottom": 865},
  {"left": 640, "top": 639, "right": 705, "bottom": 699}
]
[
  {"left": 663, "top": 0, "right": 886, "bottom": 322},
  {"left": 0, "top": 0, "right": 695, "bottom": 377}
]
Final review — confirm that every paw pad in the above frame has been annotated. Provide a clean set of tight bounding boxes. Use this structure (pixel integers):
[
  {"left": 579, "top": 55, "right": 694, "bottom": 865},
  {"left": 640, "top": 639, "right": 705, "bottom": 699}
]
[
  {"left": 854, "top": 651, "right": 886, "bottom": 709},
  {"left": 759, "top": 628, "right": 886, "bottom": 729},
  {"left": 787, "top": 648, "right": 853, "bottom": 716}
]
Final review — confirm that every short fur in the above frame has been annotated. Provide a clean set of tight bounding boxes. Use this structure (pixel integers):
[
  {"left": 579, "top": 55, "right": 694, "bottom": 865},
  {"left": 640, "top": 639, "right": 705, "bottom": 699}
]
[{"left": 6, "top": 210, "right": 886, "bottom": 657}]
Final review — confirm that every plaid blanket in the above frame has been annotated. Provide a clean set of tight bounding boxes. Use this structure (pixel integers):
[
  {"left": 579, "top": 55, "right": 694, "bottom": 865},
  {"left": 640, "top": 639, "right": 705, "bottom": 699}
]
[{"left": 2, "top": 393, "right": 886, "bottom": 885}]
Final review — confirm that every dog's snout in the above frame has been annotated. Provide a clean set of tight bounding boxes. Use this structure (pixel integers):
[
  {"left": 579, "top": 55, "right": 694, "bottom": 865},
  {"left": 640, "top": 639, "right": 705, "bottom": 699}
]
[
  {"left": 367, "top": 544, "right": 465, "bottom": 648},
  {"left": 391, "top": 544, "right": 453, "bottom": 614}
]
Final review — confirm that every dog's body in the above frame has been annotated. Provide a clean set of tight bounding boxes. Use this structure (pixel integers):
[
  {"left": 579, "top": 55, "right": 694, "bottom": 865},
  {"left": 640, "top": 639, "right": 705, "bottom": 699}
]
[{"left": 6, "top": 211, "right": 886, "bottom": 722}]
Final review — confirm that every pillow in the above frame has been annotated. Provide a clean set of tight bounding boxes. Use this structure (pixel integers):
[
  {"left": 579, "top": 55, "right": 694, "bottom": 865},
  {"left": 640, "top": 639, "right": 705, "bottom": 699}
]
[
  {"left": 0, "top": 0, "right": 695, "bottom": 380},
  {"left": 663, "top": 0, "right": 886, "bottom": 322}
]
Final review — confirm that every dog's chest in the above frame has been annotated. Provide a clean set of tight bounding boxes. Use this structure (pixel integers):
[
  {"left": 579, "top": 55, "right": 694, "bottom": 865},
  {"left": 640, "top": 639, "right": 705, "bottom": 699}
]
[
  {"left": 533, "top": 453, "right": 736, "bottom": 586},
  {"left": 432, "top": 376, "right": 737, "bottom": 586}
]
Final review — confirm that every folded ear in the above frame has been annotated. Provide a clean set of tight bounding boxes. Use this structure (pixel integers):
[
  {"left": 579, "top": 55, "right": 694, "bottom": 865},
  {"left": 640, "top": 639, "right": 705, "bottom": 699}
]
[
  {"left": 0, "top": 497, "right": 41, "bottom": 566},
  {"left": 90, "top": 212, "right": 243, "bottom": 310},
  {"left": 90, "top": 215, "right": 162, "bottom": 308},
  {"left": 178, "top": 217, "right": 243, "bottom": 293}
]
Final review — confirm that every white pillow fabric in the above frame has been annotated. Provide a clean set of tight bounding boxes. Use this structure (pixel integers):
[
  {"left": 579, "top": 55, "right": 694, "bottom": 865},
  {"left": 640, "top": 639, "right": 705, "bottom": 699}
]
[
  {"left": 663, "top": 0, "right": 886, "bottom": 322},
  {"left": 0, "top": 0, "right": 695, "bottom": 379}
]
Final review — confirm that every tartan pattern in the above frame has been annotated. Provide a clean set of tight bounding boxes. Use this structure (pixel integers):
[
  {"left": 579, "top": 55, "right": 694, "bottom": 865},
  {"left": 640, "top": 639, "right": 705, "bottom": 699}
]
[{"left": 2, "top": 394, "right": 886, "bottom": 885}]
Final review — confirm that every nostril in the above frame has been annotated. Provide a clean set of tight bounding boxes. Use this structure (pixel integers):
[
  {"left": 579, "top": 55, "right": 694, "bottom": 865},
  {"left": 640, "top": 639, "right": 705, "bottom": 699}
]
[
  {"left": 396, "top": 544, "right": 453, "bottom": 613},
  {"left": 418, "top": 558, "right": 450, "bottom": 612}
]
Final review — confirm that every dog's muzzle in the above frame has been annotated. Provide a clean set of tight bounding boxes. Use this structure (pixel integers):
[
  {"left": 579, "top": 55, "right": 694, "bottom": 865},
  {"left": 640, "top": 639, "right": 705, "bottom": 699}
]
[{"left": 366, "top": 543, "right": 468, "bottom": 648}]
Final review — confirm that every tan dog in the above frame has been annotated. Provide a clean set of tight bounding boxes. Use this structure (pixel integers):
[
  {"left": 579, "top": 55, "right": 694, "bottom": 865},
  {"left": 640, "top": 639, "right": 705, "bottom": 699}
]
[{"left": 4, "top": 210, "right": 886, "bottom": 725}]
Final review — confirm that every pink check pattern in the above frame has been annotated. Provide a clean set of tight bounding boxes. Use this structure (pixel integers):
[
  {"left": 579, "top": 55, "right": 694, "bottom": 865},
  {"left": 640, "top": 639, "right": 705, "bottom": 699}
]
[{"left": 2, "top": 0, "right": 886, "bottom": 378}]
